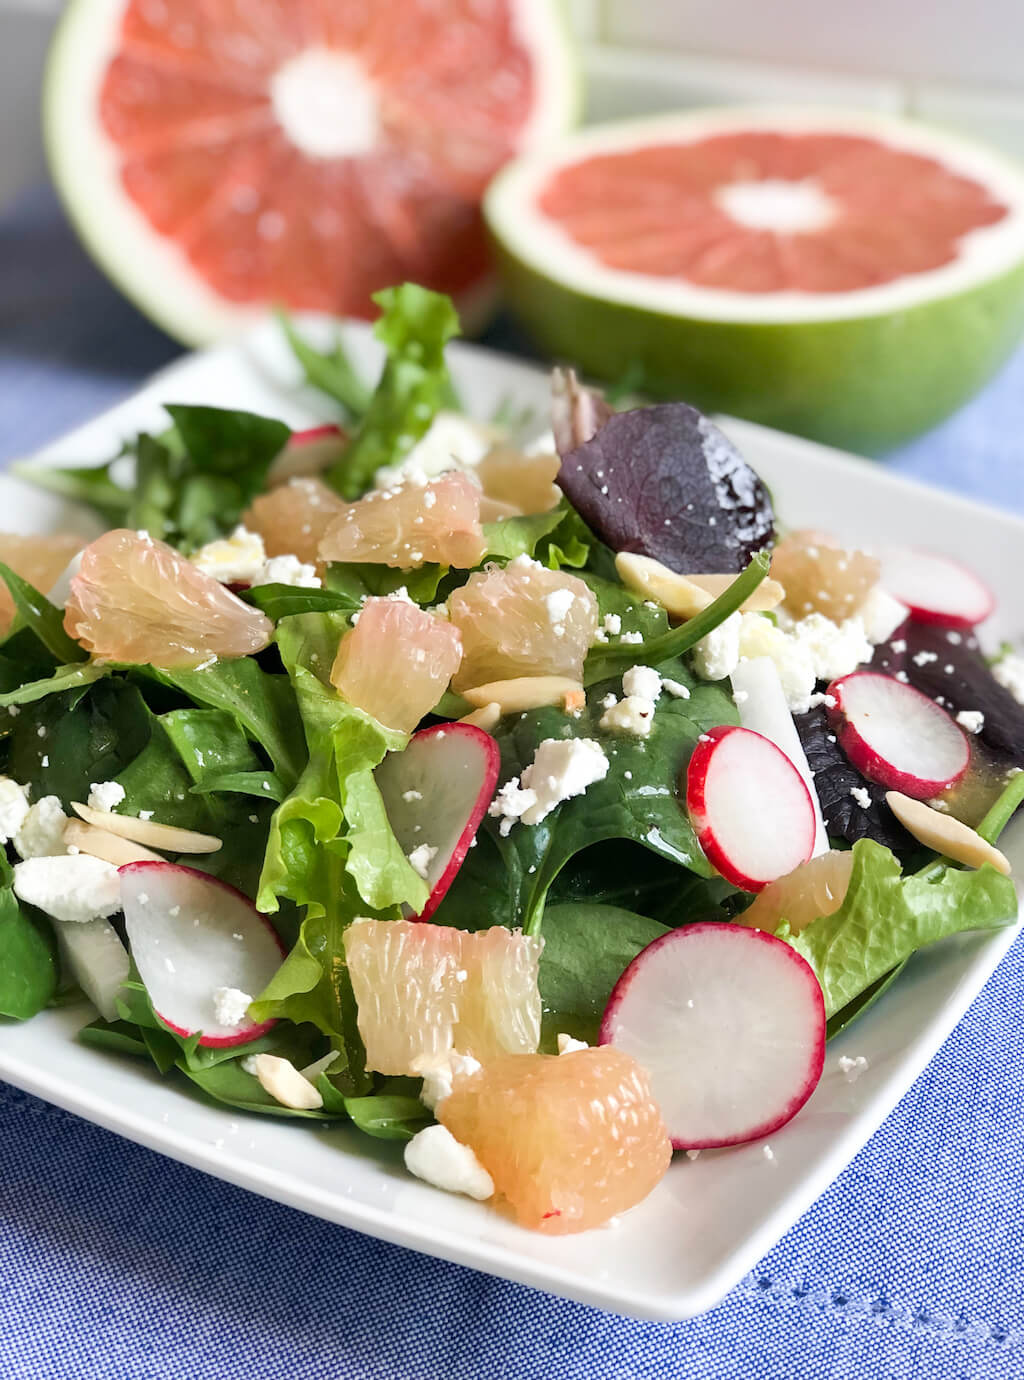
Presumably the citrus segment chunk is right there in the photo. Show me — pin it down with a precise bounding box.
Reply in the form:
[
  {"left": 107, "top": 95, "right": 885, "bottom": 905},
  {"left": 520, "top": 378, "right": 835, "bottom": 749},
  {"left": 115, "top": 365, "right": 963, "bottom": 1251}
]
[
  {"left": 319, "top": 471, "right": 486, "bottom": 569},
  {"left": 0, "top": 532, "right": 84, "bottom": 635},
  {"left": 330, "top": 596, "right": 461, "bottom": 733},
  {"left": 476, "top": 445, "right": 561, "bottom": 516},
  {"left": 439, "top": 1048, "right": 671, "bottom": 1233},
  {"left": 771, "top": 530, "right": 880, "bottom": 622},
  {"left": 63, "top": 529, "right": 273, "bottom": 668},
  {"left": 343, "top": 919, "right": 542, "bottom": 1075},
  {"left": 449, "top": 559, "right": 598, "bottom": 691},
  {"left": 738, "top": 849, "right": 855, "bottom": 936},
  {"left": 243, "top": 477, "right": 347, "bottom": 566}
]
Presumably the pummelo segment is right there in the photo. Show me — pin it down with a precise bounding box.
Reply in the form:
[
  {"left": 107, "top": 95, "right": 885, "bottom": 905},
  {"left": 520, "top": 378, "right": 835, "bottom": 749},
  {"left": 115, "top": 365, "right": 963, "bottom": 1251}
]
[
  {"left": 486, "top": 108, "right": 1024, "bottom": 453},
  {"left": 44, "top": 0, "right": 577, "bottom": 344}
]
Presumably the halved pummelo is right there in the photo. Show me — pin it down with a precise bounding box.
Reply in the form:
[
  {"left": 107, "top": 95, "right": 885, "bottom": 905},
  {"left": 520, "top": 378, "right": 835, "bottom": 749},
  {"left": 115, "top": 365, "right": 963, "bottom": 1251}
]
[
  {"left": 44, "top": 0, "right": 577, "bottom": 345},
  {"left": 486, "top": 108, "right": 1024, "bottom": 453}
]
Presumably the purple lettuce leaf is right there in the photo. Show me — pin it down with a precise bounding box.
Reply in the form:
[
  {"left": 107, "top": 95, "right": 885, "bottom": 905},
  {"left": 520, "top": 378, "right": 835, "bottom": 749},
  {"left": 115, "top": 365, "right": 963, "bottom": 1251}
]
[{"left": 555, "top": 402, "right": 774, "bottom": 573}]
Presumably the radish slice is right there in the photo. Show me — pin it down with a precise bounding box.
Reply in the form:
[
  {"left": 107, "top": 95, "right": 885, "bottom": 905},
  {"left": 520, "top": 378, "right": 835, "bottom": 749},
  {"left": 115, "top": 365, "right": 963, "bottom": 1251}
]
[
  {"left": 375, "top": 723, "right": 500, "bottom": 922},
  {"left": 879, "top": 547, "right": 994, "bottom": 628},
  {"left": 730, "top": 657, "right": 828, "bottom": 857},
  {"left": 119, "top": 862, "right": 285, "bottom": 1047},
  {"left": 600, "top": 922, "right": 826, "bottom": 1149},
  {"left": 685, "top": 725, "right": 816, "bottom": 891},
  {"left": 268, "top": 424, "right": 347, "bottom": 484},
  {"left": 54, "top": 917, "right": 130, "bottom": 1023},
  {"left": 828, "top": 671, "right": 970, "bottom": 798}
]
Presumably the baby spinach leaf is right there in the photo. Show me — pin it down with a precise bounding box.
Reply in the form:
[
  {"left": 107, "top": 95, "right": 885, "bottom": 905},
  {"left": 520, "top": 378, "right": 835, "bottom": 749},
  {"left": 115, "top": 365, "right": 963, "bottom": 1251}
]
[
  {"left": 0, "top": 661, "right": 107, "bottom": 709},
  {"left": 325, "top": 284, "right": 460, "bottom": 498},
  {"left": 278, "top": 310, "right": 372, "bottom": 420},
  {"left": 190, "top": 770, "right": 286, "bottom": 803},
  {"left": 0, "top": 853, "right": 57, "bottom": 1020},
  {"left": 160, "top": 708, "right": 261, "bottom": 793},
  {"left": 538, "top": 902, "right": 669, "bottom": 1047},
  {"left": 341, "top": 1094, "right": 432, "bottom": 1141},
  {"left": 480, "top": 506, "right": 576, "bottom": 562},
  {"left": 242, "top": 584, "right": 358, "bottom": 623},
  {"left": 0, "top": 563, "right": 86, "bottom": 664},
  {"left": 0, "top": 627, "right": 61, "bottom": 700},
  {"left": 77, "top": 1017, "right": 149, "bottom": 1058},
  {"left": 325, "top": 561, "right": 446, "bottom": 607},
  {"left": 787, "top": 838, "right": 1018, "bottom": 1018}
]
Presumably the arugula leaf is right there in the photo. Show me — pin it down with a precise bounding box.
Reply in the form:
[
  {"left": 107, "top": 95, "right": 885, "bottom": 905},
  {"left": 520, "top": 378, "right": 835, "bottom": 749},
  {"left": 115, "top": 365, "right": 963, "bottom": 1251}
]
[
  {"left": 485, "top": 669, "right": 731, "bottom": 932},
  {"left": 325, "top": 561, "right": 446, "bottom": 607},
  {"left": 324, "top": 284, "right": 460, "bottom": 498},
  {"left": 0, "top": 563, "right": 86, "bottom": 664},
  {"left": 278, "top": 310, "right": 372, "bottom": 420},
  {"left": 787, "top": 839, "right": 1018, "bottom": 1018},
  {"left": 9, "top": 458, "right": 133, "bottom": 526},
  {"left": 0, "top": 853, "right": 57, "bottom": 1020},
  {"left": 242, "top": 584, "right": 358, "bottom": 623},
  {"left": 538, "top": 903, "right": 669, "bottom": 1047},
  {"left": 0, "top": 661, "right": 107, "bottom": 709}
]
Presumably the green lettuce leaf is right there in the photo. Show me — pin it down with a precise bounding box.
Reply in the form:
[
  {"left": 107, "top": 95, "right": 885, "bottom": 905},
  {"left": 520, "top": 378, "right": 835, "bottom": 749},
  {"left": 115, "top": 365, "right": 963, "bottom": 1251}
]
[
  {"left": 787, "top": 838, "right": 1018, "bottom": 1018},
  {"left": 324, "top": 284, "right": 460, "bottom": 498},
  {"left": 0, "top": 563, "right": 86, "bottom": 665},
  {"left": 0, "top": 661, "right": 107, "bottom": 709},
  {"left": 0, "top": 853, "right": 57, "bottom": 1020},
  {"left": 278, "top": 310, "right": 372, "bottom": 420}
]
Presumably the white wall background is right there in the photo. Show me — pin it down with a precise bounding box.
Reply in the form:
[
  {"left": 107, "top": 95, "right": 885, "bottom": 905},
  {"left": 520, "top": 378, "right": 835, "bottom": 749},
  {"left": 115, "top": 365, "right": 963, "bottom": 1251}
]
[{"left": 2, "top": 0, "right": 1023, "bottom": 210}]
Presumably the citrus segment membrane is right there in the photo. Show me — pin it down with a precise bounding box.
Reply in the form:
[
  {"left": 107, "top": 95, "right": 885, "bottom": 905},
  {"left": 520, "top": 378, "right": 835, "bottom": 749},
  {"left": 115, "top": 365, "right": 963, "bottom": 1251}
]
[
  {"left": 0, "top": 533, "right": 84, "bottom": 635},
  {"left": 319, "top": 470, "right": 487, "bottom": 569},
  {"left": 243, "top": 477, "right": 347, "bottom": 566},
  {"left": 439, "top": 1048, "right": 671, "bottom": 1233},
  {"left": 63, "top": 528, "right": 273, "bottom": 668},
  {"left": 739, "top": 850, "right": 855, "bottom": 936}
]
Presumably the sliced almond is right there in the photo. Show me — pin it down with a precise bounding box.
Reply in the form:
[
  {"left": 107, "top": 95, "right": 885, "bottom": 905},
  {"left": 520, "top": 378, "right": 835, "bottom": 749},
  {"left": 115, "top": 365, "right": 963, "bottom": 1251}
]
[
  {"left": 71, "top": 801, "right": 222, "bottom": 854},
  {"left": 458, "top": 702, "right": 502, "bottom": 732},
  {"left": 615, "top": 551, "right": 783, "bottom": 618},
  {"left": 885, "top": 791, "right": 1011, "bottom": 875},
  {"left": 64, "top": 819, "right": 162, "bottom": 867},
  {"left": 461, "top": 676, "right": 585, "bottom": 715},
  {"left": 246, "top": 1053, "right": 323, "bottom": 1110}
]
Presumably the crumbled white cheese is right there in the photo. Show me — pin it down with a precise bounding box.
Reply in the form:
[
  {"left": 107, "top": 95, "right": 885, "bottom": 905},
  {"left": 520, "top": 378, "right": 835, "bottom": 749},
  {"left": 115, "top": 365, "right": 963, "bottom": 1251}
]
[
  {"left": 622, "top": 664, "right": 662, "bottom": 701},
  {"left": 619, "top": 630, "right": 644, "bottom": 645},
  {"left": 993, "top": 653, "right": 1024, "bottom": 705},
  {"left": 762, "top": 1145, "right": 775, "bottom": 1162},
  {"left": 87, "top": 780, "right": 126, "bottom": 813},
  {"left": 661, "top": 678, "right": 691, "bottom": 700},
  {"left": 912, "top": 650, "right": 938, "bottom": 667},
  {"left": 212, "top": 986, "right": 253, "bottom": 1029},
  {"left": 545, "top": 587, "right": 576, "bottom": 634},
  {"left": 837, "top": 1054, "right": 870, "bottom": 1083},
  {"left": 737, "top": 614, "right": 815, "bottom": 711},
  {"left": 404, "top": 1124, "right": 494, "bottom": 1201},
  {"left": 488, "top": 738, "right": 609, "bottom": 830},
  {"left": 955, "top": 710, "right": 985, "bottom": 735},
  {"left": 557, "top": 1033, "right": 589, "bottom": 1055},
  {"left": 600, "top": 692, "right": 618, "bottom": 710},
  {"left": 12, "top": 854, "right": 120, "bottom": 923},
  {"left": 373, "top": 411, "right": 494, "bottom": 489},
  {"left": 806, "top": 691, "right": 837, "bottom": 710},
  {"left": 252, "top": 554, "right": 321, "bottom": 589},
  {"left": 407, "top": 843, "right": 438, "bottom": 879},
  {"left": 602, "top": 613, "right": 622, "bottom": 636},
  {"left": 14, "top": 796, "right": 69, "bottom": 859},
  {"left": 792, "top": 612, "right": 873, "bottom": 684},
  {"left": 858, "top": 586, "right": 909, "bottom": 644},
  {"left": 191, "top": 526, "right": 267, "bottom": 584},
  {"left": 0, "top": 777, "right": 30, "bottom": 843},
  {"left": 402, "top": 789, "right": 423, "bottom": 803},
  {"left": 599, "top": 695, "right": 656, "bottom": 738},
  {"left": 692, "top": 611, "right": 743, "bottom": 682},
  {"left": 685, "top": 1149, "right": 701, "bottom": 1161},
  {"left": 413, "top": 1051, "right": 482, "bottom": 1110},
  {"left": 735, "top": 610, "right": 872, "bottom": 712},
  {"left": 850, "top": 786, "right": 872, "bottom": 810}
]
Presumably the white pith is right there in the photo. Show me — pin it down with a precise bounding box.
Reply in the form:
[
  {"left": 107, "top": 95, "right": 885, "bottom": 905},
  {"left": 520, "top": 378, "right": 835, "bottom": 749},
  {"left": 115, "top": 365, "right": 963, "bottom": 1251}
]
[
  {"left": 44, "top": 0, "right": 577, "bottom": 346},
  {"left": 270, "top": 49, "right": 379, "bottom": 160},
  {"left": 486, "top": 107, "right": 1024, "bottom": 324},
  {"left": 716, "top": 178, "right": 837, "bottom": 235}
]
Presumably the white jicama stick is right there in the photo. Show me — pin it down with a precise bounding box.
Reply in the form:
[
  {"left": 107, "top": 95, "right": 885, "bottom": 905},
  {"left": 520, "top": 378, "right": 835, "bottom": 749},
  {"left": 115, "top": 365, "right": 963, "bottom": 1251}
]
[
  {"left": 54, "top": 917, "right": 130, "bottom": 1023},
  {"left": 730, "top": 657, "right": 828, "bottom": 857}
]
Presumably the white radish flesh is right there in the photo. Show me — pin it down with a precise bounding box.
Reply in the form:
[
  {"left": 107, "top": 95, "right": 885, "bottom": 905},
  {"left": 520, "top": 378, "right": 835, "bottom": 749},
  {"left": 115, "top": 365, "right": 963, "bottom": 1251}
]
[
  {"left": 54, "top": 917, "right": 130, "bottom": 1023},
  {"left": 878, "top": 547, "right": 994, "bottom": 628},
  {"left": 120, "top": 862, "right": 284, "bottom": 1047},
  {"left": 600, "top": 922, "right": 826, "bottom": 1149},
  {"left": 375, "top": 723, "right": 500, "bottom": 921},
  {"left": 685, "top": 725, "right": 816, "bottom": 891},
  {"left": 72, "top": 801, "right": 221, "bottom": 854},
  {"left": 827, "top": 672, "right": 970, "bottom": 798},
  {"left": 730, "top": 656, "right": 828, "bottom": 857}
]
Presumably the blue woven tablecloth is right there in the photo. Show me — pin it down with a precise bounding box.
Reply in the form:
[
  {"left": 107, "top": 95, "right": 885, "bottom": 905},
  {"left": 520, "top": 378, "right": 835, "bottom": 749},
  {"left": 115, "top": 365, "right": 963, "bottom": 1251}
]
[{"left": 3, "top": 184, "right": 1024, "bottom": 1380}]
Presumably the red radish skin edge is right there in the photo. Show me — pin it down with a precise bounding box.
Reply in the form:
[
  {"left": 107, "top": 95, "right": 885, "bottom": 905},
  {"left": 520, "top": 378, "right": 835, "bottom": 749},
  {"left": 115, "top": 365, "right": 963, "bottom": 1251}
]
[
  {"left": 599, "top": 922, "right": 826, "bottom": 1150},
  {"left": 686, "top": 725, "right": 816, "bottom": 892},
  {"left": 407, "top": 723, "right": 501, "bottom": 923},
  {"left": 881, "top": 548, "right": 994, "bottom": 629},
  {"left": 118, "top": 860, "right": 285, "bottom": 1049},
  {"left": 827, "top": 671, "right": 970, "bottom": 798}
]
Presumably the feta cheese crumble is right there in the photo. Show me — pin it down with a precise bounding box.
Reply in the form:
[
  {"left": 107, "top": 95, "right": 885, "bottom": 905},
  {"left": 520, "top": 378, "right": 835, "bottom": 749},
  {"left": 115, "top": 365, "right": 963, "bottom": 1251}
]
[
  {"left": 955, "top": 710, "right": 985, "bottom": 735},
  {"left": 599, "top": 695, "right": 656, "bottom": 738},
  {"left": 602, "top": 613, "right": 622, "bottom": 637},
  {"left": 373, "top": 411, "right": 494, "bottom": 489},
  {"left": 14, "top": 795, "right": 70, "bottom": 860},
  {"left": 621, "top": 665, "right": 662, "bottom": 701},
  {"left": 557, "top": 1033, "right": 590, "bottom": 1055},
  {"left": 413, "top": 1051, "right": 482, "bottom": 1110},
  {"left": 252, "top": 554, "right": 321, "bottom": 589},
  {"left": 404, "top": 1124, "right": 494, "bottom": 1201},
  {"left": 545, "top": 587, "right": 576, "bottom": 635},
  {"left": 838, "top": 1054, "right": 870, "bottom": 1083},
  {"left": 191, "top": 526, "right": 267, "bottom": 585},
  {"left": 12, "top": 854, "right": 121, "bottom": 924},
  {"left": 488, "top": 738, "right": 609, "bottom": 830},
  {"left": 993, "top": 653, "right": 1024, "bottom": 705},
  {"left": 0, "top": 777, "right": 30, "bottom": 843},
  {"left": 407, "top": 843, "right": 438, "bottom": 879},
  {"left": 849, "top": 786, "right": 872, "bottom": 810},
  {"left": 212, "top": 986, "right": 253, "bottom": 1029},
  {"left": 692, "top": 611, "right": 742, "bottom": 682},
  {"left": 88, "top": 780, "right": 126, "bottom": 813},
  {"left": 661, "top": 678, "right": 691, "bottom": 700}
]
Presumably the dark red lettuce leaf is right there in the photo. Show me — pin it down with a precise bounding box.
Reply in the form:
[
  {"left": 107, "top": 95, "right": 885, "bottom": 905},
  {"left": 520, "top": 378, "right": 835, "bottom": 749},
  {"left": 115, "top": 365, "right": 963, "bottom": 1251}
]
[
  {"left": 793, "top": 705, "right": 917, "bottom": 860},
  {"left": 555, "top": 402, "right": 774, "bottom": 573}
]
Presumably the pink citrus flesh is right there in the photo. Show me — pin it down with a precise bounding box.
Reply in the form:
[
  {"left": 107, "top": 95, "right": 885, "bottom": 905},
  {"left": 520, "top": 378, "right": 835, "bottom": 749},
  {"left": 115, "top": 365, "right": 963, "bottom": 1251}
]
[
  {"left": 0, "top": 531, "right": 84, "bottom": 635},
  {"left": 243, "top": 476, "right": 347, "bottom": 565},
  {"left": 738, "top": 850, "right": 855, "bottom": 936},
  {"left": 319, "top": 470, "right": 487, "bottom": 569},
  {"left": 771, "top": 529, "right": 880, "bottom": 622}
]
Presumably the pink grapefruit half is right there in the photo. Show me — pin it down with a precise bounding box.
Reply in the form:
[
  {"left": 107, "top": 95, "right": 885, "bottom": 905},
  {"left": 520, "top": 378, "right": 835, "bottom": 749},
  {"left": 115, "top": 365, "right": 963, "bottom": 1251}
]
[
  {"left": 486, "top": 108, "right": 1024, "bottom": 453},
  {"left": 44, "top": 0, "right": 576, "bottom": 344}
]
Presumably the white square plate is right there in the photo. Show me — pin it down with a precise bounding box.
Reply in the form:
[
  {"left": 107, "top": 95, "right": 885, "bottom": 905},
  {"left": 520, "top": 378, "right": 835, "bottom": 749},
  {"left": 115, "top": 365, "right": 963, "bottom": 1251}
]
[{"left": 1, "top": 319, "right": 1020, "bottom": 1320}]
